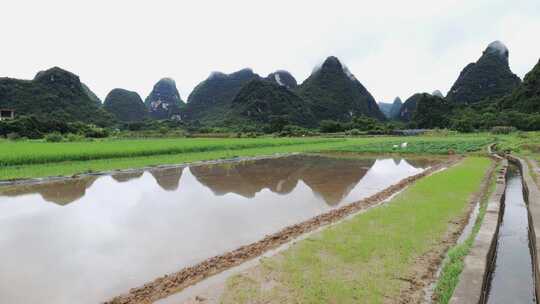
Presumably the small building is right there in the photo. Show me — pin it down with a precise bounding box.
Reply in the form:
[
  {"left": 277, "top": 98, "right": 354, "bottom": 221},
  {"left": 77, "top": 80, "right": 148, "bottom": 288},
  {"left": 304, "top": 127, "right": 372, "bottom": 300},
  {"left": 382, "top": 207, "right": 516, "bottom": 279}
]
[{"left": 0, "top": 109, "right": 15, "bottom": 121}]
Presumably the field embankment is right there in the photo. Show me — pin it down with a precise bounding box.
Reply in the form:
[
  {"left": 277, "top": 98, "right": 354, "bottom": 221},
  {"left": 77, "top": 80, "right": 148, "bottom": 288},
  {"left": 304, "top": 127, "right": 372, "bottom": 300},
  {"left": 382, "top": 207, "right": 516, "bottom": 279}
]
[
  {"left": 0, "top": 136, "right": 492, "bottom": 180},
  {"left": 215, "top": 157, "right": 491, "bottom": 304}
]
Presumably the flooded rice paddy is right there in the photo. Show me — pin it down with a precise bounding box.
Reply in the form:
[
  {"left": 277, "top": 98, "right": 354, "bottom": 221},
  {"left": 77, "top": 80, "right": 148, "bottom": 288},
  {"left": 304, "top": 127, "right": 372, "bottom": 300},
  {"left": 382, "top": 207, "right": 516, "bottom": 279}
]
[
  {"left": 0, "top": 154, "right": 437, "bottom": 303},
  {"left": 485, "top": 164, "right": 537, "bottom": 304}
]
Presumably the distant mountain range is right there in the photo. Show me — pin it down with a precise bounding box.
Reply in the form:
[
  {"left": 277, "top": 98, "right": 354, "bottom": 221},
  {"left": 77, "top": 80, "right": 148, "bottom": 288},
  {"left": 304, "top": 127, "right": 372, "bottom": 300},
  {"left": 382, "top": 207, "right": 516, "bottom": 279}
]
[
  {"left": 0, "top": 67, "right": 113, "bottom": 126},
  {"left": 265, "top": 70, "right": 298, "bottom": 89},
  {"left": 446, "top": 41, "right": 521, "bottom": 103},
  {"left": 379, "top": 97, "right": 402, "bottom": 119},
  {"left": 297, "top": 56, "right": 385, "bottom": 122},
  {"left": 1, "top": 41, "right": 540, "bottom": 131},
  {"left": 182, "top": 68, "right": 259, "bottom": 123},
  {"left": 228, "top": 79, "right": 317, "bottom": 127},
  {"left": 144, "top": 78, "right": 184, "bottom": 120},
  {"left": 104, "top": 88, "right": 147, "bottom": 122},
  {"left": 398, "top": 93, "right": 430, "bottom": 122},
  {"left": 395, "top": 41, "right": 533, "bottom": 125},
  {"left": 500, "top": 58, "right": 540, "bottom": 113}
]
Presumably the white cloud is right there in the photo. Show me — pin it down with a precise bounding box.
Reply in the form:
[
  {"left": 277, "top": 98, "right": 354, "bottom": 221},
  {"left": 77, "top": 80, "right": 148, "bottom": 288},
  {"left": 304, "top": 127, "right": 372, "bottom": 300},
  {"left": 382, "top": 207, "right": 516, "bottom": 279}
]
[{"left": 1, "top": 0, "right": 539, "bottom": 102}]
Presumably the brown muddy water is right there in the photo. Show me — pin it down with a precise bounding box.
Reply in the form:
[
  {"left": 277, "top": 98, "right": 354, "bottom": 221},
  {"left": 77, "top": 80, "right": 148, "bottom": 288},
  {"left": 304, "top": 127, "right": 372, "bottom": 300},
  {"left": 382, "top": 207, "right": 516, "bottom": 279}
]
[
  {"left": 485, "top": 164, "right": 537, "bottom": 304},
  {"left": 0, "top": 154, "right": 437, "bottom": 304}
]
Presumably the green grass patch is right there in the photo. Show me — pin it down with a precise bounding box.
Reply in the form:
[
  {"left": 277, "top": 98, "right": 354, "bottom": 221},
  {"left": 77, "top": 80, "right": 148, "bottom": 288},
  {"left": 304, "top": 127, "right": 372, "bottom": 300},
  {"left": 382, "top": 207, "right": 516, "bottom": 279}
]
[
  {"left": 0, "top": 138, "right": 342, "bottom": 166},
  {"left": 0, "top": 141, "right": 346, "bottom": 180},
  {"left": 331, "top": 137, "right": 492, "bottom": 154},
  {"left": 0, "top": 135, "right": 494, "bottom": 180},
  {"left": 493, "top": 132, "right": 540, "bottom": 160},
  {"left": 221, "top": 157, "right": 492, "bottom": 304}
]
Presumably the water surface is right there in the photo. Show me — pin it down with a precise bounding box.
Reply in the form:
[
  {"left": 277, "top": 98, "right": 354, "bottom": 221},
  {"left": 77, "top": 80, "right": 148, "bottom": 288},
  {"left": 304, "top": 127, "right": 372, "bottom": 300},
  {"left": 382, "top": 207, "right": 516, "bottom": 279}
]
[
  {"left": 486, "top": 164, "right": 536, "bottom": 304},
  {"left": 0, "top": 154, "right": 436, "bottom": 304}
]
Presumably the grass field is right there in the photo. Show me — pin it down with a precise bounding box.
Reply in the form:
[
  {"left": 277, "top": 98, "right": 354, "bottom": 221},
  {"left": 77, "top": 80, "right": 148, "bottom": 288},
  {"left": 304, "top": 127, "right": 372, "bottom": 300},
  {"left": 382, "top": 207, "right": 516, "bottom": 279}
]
[
  {"left": 494, "top": 131, "right": 540, "bottom": 160},
  {"left": 433, "top": 162, "right": 498, "bottom": 303},
  {"left": 220, "top": 157, "right": 492, "bottom": 304},
  {"left": 0, "top": 135, "right": 493, "bottom": 180},
  {"left": 0, "top": 138, "right": 342, "bottom": 166}
]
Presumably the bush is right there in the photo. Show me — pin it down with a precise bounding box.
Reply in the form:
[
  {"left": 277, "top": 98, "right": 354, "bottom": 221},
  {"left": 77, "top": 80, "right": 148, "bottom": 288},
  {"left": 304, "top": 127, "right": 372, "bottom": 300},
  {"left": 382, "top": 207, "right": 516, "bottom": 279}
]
[
  {"left": 45, "top": 132, "right": 64, "bottom": 142},
  {"left": 159, "top": 127, "right": 169, "bottom": 136},
  {"left": 84, "top": 127, "right": 109, "bottom": 138},
  {"left": 168, "top": 129, "right": 187, "bottom": 138},
  {"left": 517, "top": 131, "right": 529, "bottom": 139},
  {"left": 345, "top": 129, "right": 362, "bottom": 136},
  {"left": 424, "top": 129, "right": 458, "bottom": 137},
  {"left": 320, "top": 120, "right": 345, "bottom": 133},
  {"left": 6, "top": 132, "right": 21, "bottom": 141},
  {"left": 490, "top": 126, "right": 516, "bottom": 135},
  {"left": 65, "top": 133, "right": 85, "bottom": 142},
  {"left": 350, "top": 116, "right": 382, "bottom": 131},
  {"left": 0, "top": 116, "right": 43, "bottom": 139},
  {"left": 198, "top": 127, "right": 213, "bottom": 134},
  {"left": 278, "top": 125, "right": 312, "bottom": 137},
  {"left": 268, "top": 116, "right": 290, "bottom": 133},
  {"left": 451, "top": 119, "right": 474, "bottom": 133},
  {"left": 125, "top": 122, "right": 145, "bottom": 131}
]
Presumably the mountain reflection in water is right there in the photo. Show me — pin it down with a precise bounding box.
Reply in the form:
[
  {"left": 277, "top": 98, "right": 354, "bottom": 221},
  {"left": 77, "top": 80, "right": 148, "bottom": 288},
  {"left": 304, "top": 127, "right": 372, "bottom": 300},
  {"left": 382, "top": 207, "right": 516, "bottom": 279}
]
[{"left": 0, "top": 155, "right": 433, "bottom": 206}]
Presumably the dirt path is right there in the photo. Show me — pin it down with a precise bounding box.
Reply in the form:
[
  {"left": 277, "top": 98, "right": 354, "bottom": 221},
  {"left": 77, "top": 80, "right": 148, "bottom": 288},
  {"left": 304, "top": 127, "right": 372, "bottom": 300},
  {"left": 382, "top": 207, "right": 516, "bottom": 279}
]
[{"left": 106, "top": 157, "right": 460, "bottom": 304}]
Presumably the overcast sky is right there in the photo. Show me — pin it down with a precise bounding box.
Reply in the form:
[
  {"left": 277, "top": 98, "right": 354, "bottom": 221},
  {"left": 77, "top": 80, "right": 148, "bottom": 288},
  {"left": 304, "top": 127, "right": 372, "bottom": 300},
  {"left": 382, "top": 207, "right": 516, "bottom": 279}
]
[{"left": 2, "top": 0, "right": 540, "bottom": 103}]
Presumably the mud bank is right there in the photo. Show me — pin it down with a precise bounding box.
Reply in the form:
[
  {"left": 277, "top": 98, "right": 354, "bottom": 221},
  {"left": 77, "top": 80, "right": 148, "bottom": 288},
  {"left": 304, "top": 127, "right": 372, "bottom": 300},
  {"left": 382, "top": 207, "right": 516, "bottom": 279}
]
[{"left": 106, "top": 158, "right": 460, "bottom": 304}]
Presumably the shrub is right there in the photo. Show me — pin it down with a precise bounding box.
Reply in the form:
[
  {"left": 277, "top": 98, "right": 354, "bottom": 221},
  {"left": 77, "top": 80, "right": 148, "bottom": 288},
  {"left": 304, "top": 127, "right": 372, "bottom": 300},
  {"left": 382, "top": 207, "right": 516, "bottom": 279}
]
[
  {"left": 424, "top": 129, "right": 458, "bottom": 137},
  {"left": 125, "top": 122, "right": 145, "bottom": 131},
  {"left": 198, "top": 127, "right": 213, "bottom": 134},
  {"left": 6, "top": 132, "right": 21, "bottom": 141},
  {"left": 85, "top": 127, "right": 109, "bottom": 138},
  {"left": 168, "top": 129, "right": 187, "bottom": 138},
  {"left": 346, "top": 129, "right": 362, "bottom": 136},
  {"left": 320, "top": 120, "right": 345, "bottom": 133},
  {"left": 490, "top": 126, "right": 516, "bottom": 135},
  {"left": 451, "top": 119, "right": 474, "bottom": 133},
  {"left": 65, "top": 133, "right": 85, "bottom": 142},
  {"left": 278, "top": 125, "right": 312, "bottom": 137},
  {"left": 159, "top": 127, "right": 169, "bottom": 136},
  {"left": 350, "top": 116, "right": 381, "bottom": 131},
  {"left": 268, "top": 116, "right": 290, "bottom": 133},
  {"left": 517, "top": 131, "right": 529, "bottom": 139},
  {"left": 45, "top": 132, "right": 64, "bottom": 142}
]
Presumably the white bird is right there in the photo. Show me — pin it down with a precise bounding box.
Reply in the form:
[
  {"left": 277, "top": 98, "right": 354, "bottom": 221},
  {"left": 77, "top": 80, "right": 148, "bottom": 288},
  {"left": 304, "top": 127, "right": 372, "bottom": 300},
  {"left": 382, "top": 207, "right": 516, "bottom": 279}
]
[{"left": 401, "top": 142, "right": 408, "bottom": 148}]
